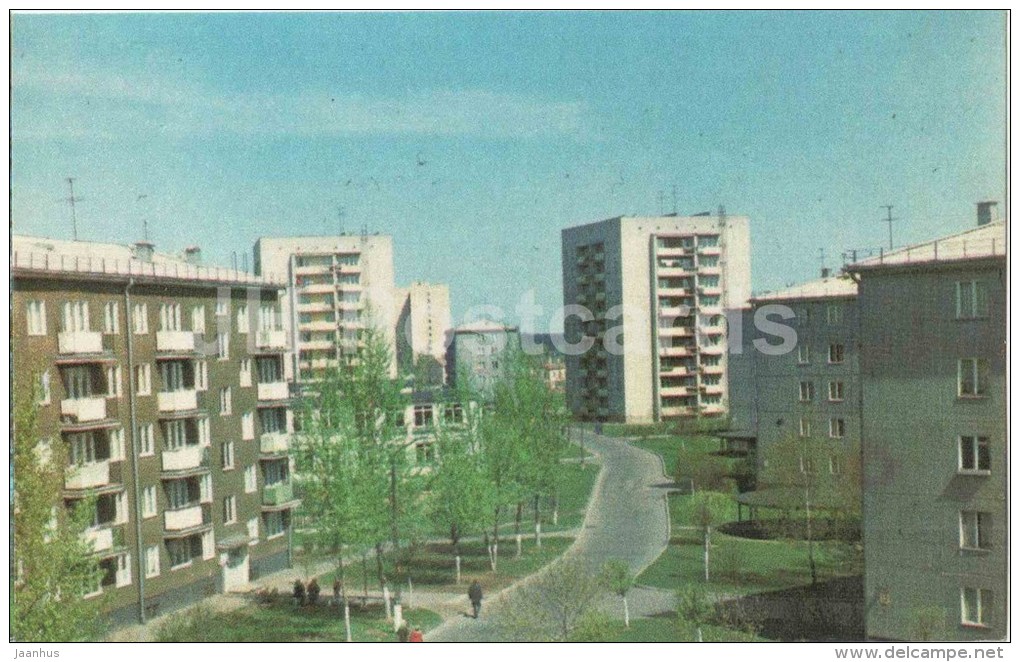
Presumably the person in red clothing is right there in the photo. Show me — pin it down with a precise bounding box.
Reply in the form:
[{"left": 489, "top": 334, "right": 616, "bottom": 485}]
[{"left": 408, "top": 628, "right": 424, "bottom": 642}]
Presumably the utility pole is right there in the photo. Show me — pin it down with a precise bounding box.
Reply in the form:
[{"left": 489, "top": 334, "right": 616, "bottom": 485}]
[
  {"left": 64, "top": 177, "right": 83, "bottom": 241},
  {"left": 880, "top": 205, "right": 896, "bottom": 250},
  {"left": 337, "top": 205, "right": 346, "bottom": 235}
]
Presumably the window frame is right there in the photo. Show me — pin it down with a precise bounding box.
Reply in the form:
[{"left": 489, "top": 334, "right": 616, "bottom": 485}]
[{"left": 958, "top": 435, "right": 991, "bottom": 474}]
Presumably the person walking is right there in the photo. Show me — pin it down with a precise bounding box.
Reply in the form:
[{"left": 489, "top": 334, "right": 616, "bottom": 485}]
[
  {"left": 409, "top": 628, "right": 424, "bottom": 642},
  {"left": 468, "top": 580, "right": 483, "bottom": 619}
]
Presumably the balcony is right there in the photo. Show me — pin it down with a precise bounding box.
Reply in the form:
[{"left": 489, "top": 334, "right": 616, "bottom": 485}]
[
  {"left": 256, "top": 329, "right": 288, "bottom": 351},
  {"left": 297, "top": 301, "right": 333, "bottom": 313},
  {"left": 658, "top": 267, "right": 693, "bottom": 278},
  {"left": 656, "top": 246, "right": 690, "bottom": 257},
  {"left": 701, "top": 384, "right": 725, "bottom": 396},
  {"left": 164, "top": 504, "right": 205, "bottom": 531},
  {"left": 657, "top": 287, "right": 690, "bottom": 297},
  {"left": 659, "top": 365, "right": 690, "bottom": 376},
  {"left": 301, "top": 339, "right": 335, "bottom": 351},
  {"left": 294, "top": 263, "right": 333, "bottom": 276},
  {"left": 658, "top": 327, "right": 693, "bottom": 338},
  {"left": 257, "top": 381, "right": 290, "bottom": 402},
  {"left": 66, "top": 461, "right": 110, "bottom": 490},
  {"left": 156, "top": 330, "right": 196, "bottom": 352},
  {"left": 162, "top": 444, "right": 208, "bottom": 473},
  {"left": 260, "top": 432, "right": 290, "bottom": 455},
  {"left": 158, "top": 389, "right": 198, "bottom": 413},
  {"left": 699, "top": 286, "right": 723, "bottom": 297},
  {"left": 58, "top": 330, "right": 103, "bottom": 355},
  {"left": 84, "top": 525, "right": 124, "bottom": 554},
  {"left": 660, "top": 386, "right": 690, "bottom": 397},
  {"left": 698, "top": 244, "right": 722, "bottom": 255},
  {"left": 700, "top": 404, "right": 726, "bottom": 415},
  {"left": 299, "top": 282, "right": 336, "bottom": 294},
  {"left": 660, "top": 405, "right": 696, "bottom": 418},
  {"left": 61, "top": 396, "right": 107, "bottom": 422},
  {"left": 701, "top": 364, "right": 724, "bottom": 375},
  {"left": 659, "top": 345, "right": 693, "bottom": 358},
  {"left": 263, "top": 481, "right": 294, "bottom": 506},
  {"left": 298, "top": 319, "right": 337, "bottom": 332},
  {"left": 700, "top": 345, "right": 726, "bottom": 356}
]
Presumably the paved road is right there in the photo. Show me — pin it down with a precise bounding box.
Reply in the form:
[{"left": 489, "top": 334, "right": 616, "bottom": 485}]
[{"left": 428, "top": 430, "right": 673, "bottom": 642}]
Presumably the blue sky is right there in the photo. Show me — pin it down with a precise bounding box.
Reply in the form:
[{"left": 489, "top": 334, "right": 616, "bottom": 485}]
[{"left": 12, "top": 11, "right": 1006, "bottom": 331}]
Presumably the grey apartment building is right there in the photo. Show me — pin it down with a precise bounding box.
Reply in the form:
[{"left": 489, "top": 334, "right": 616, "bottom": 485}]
[
  {"left": 561, "top": 212, "right": 751, "bottom": 423},
  {"left": 12, "top": 235, "right": 297, "bottom": 626},
  {"left": 446, "top": 319, "right": 522, "bottom": 398},
  {"left": 847, "top": 210, "right": 1006, "bottom": 641}
]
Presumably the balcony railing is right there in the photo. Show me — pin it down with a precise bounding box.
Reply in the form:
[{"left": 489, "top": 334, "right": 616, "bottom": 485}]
[
  {"left": 162, "top": 444, "right": 209, "bottom": 472},
  {"left": 260, "top": 432, "right": 290, "bottom": 455},
  {"left": 84, "top": 525, "right": 123, "bottom": 553},
  {"left": 156, "top": 330, "right": 196, "bottom": 352},
  {"left": 157, "top": 389, "right": 198, "bottom": 412},
  {"left": 61, "top": 396, "right": 107, "bottom": 422},
  {"left": 57, "top": 330, "right": 103, "bottom": 354},
  {"left": 164, "top": 504, "right": 205, "bottom": 531},
  {"left": 256, "top": 329, "right": 288, "bottom": 350},
  {"left": 257, "top": 381, "right": 290, "bottom": 401},
  {"left": 263, "top": 481, "right": 294, "bottom": 506},
  {"left": 66, "top": 461, "right": 110, "bottom": 490}
]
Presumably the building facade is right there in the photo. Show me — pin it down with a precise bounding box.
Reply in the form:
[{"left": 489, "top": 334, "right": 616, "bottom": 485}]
[
  {"left": 13, "top": 235, "right": 297, "bottom": 627},
  {"left": 394, "top": 281, "right": 452, "bottom": 382},
  {"left": 446, "top": 320, "right": 522, "bottom": 398},
  {"left": 848, "top": 216, "right": 1007, "bottom": 641},
  {"left": 560, "top": 212, "right": 751, "bottom": 423},
  {"left": 253, "top": 235, "right": 398, "bottom": 381}
]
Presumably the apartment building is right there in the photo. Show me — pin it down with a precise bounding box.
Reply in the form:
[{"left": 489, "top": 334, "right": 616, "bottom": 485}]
[
  {"left": 746, "top": 272, "right": 860, "bottom": 486},
  {"left": 560, "top": 211, "right": 751, "bottom": 423},
  {"left": 847, "top": 210, "right": 1006, "bottom": 641},
  {"left": 394, "top": 282, "right": 452, "bottom": 380},
  {"left": 12, "top": 235, "right": 297, "bottom": 627},
  {"left": 253, "top": 235, "right": 398, "bottom": 381},
  {"left": 446, "top": 320, "right": 522, "bottom": 398}
]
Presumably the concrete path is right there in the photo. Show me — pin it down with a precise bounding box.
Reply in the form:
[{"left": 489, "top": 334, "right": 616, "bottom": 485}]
[{"left": 427, "top": 430, "right": 673, "bottom": 642}]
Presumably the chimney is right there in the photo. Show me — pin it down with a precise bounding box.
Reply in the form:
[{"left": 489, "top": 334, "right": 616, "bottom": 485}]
[
  {"left": 133, "top": 240, "right": 155, "bottom": 262},
  {"left": 976, "top": 201, "right": 998, "bottom": 226},
  {"left": 820, "top": 267, "right": 831, "bottom": 279},
  {"left": 184, "top": 246, "right": 202, "bottom": 266}
]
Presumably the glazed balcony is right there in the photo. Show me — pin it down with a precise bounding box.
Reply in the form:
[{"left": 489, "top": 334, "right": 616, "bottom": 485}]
[
  {"left": 61, "top": 396, "right": 107, "bottom": 423},
  {"left": 58, "top": 330, "right": 103, "bottom": 355},
  {"left": 157, "top": 389, "right": 198, "bottom": 413}
]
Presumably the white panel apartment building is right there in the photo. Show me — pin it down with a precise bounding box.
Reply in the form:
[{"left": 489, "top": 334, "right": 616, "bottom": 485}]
[
  {"left": 254, "top": 235, "right": 398, "bottom": 380},
  {"left": 561, "top": 212, "right": 751, "bottom": 423},
  {"left": 394, "top": 282, "right": 452, "bottom": 378}
]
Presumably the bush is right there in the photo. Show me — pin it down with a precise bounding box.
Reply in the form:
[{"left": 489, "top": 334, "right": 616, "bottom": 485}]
[
  {"left": 712, "top": 542, "right": 746, "bottom": 581},
  {"left": 567, "top": 610, "right": 614, "bottom": 642}
]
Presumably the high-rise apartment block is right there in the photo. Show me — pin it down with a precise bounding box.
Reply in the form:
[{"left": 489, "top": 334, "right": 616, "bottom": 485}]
[
  {"left": 446, "top": 320, "right": 522, "bottom": 398},
  {"left": 561, "top": 212, "right": 751, "bottom": 423},
  {"left": 254, "top": 235, "right": 397, "bottom": 380},
  {"left": 848, "top": 213, "right": 1006, "bottom": 641},
  {"left": 12, "top": 235, "right": 297, "bottom": 626},
  {"left": 395, "top": 282, "right": 452, "bottom": 379}
]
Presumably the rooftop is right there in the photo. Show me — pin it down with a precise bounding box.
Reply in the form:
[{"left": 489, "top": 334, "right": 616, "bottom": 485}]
[
  {"left": 12, "top": 234, "right": 286, "bottom": 288},
  {"left": 452, "top": 318, "right": 519, "bottom": 334},
  {"left": 847, "top": 219, "right": 1006, "bottom": 272},
  {"left": 751, "top": 274, "right": 858, "bottom": 303}
]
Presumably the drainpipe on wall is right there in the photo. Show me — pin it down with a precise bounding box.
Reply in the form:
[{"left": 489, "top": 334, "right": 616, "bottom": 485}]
[{"left": 124, "top": 278, "right": 146, "bottom": 623}]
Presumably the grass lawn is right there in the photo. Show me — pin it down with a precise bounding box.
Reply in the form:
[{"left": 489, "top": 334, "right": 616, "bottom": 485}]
[
  {"left": 602, "top": 615, "right": 772, "bottom": 642},
  {"left": 317, "top": 535, "right": 575, "bottom": 595},
  {"left": 154, "top": 601, "right": 442, "bottom": 642}
]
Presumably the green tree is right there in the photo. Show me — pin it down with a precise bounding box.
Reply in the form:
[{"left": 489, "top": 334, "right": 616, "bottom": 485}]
[
  {"left": 690, "top": 490, "right": 732, "bottom": 582},
  {"left": 601, "top": 559, "right": 635, "bottom": 628},
  {"left": 675, "top": 584, "right": 713, "bottom": 642},
  {"left": 495, "top": 557, "right": 606, "bottom": 641},
  {"left": 12, "top": 382, "right": 104, "bottom": 642}
]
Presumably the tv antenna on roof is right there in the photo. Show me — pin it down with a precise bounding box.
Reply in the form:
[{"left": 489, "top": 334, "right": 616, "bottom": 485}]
[
  {"left": 62, "top": 177, "right": 83, "bottom": 241},
  {"left": 880, "top": 205, "right": 897, "bottom": 249},
  {"left": 138, "top": 194, "right": 149, "bottom": 241},
  {"left": 336, "top": 205, "right": 346, "bottom": 235}
]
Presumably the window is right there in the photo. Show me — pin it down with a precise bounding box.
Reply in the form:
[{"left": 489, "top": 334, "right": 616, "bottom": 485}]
[
  {"left": 414, "top": 405, "right": 435, "bottom": 428},
  {"left": 62, "top": 301, "right": 90, "bottom": 332},
  {"left": 192, "top": 306, "right": 206, "bottom": 334},
  {"left": 799, "top": 381, "right": 814, "bottom": 402},
  {"left": 68, "top": 431, "right": 98, "bottom": 465},
  {"left": 223, "top": 496, "right": 237, "bottom": 524},
  {"left": 959, "top": 435, "right": 991, "bottom": 473},
  {"left": 202, "top": 531, "right": 214, "bottom": 560},
  {"left": 109, "top": 428, "right": 125, "bottom": 461},
  {"left": 247, "top": 518, "right": 259, "bottom": 545},
  {"left": 39, "top": 371, "right": 51, "bottom": 405},
  {"left": 106, "top": 365, "right": 122, "bottom": 398},
  {"left": 132, "top": 303, "right": 149, "bottom": 334},
  {"left": 236, "top": 305, "right": 249, "bottom": 334},
  {"left": 829, "top": 418, "right": 846, "bottom": 439},
  {"left": 115, "top": 553, "right": 132, "bottom": 587},
  {"left": 220, "top": 387, "right": 232, "bottom": 416},
  {"left": 240, "top": 358, "right": 252, "bottom": 387},
  {"left": 138, "top": 423, "right": 155, "bottom": 456},
  {"left": 163, "top": 420, "right": 190, "bottom": 450},
  {"left": 244, "top": 465, "right": 257, "bottom": 493},
  {"left": 216, "top": 332, "right": 229, "bottom": 360},
  {"left": 142, "top": 486, "right": 158, "bottom": 518},
  {"left": 159, "top": 303, "right": 182, "bottom": 332},
  {"left": 799, "top": 457, "right": 816, "bottom": 474},
  {"left": 826, "top": 304, "right": 843, "bottom": 325},
  {"left": 135, "top": 364, "right": 151, "bottom": 396},
  {"left": 26, "top": 300, "right": 46, "bottom": 335},
  {"left": 195, "top": 361, "right": 208, "bottom": 391},
  {"left": 103, "top": 302, "right": 120, "bottom": 334},
  {"left": 159, "top": 361, "right": 187, "bottom": 392},
  {"left": 828, "top": 344, "right": 845, "bottom": 364},
  {"left": 216, "top": 298, "right": 229, "bottom": 318},
  {"left": 956, "top": 281, "right": 989, "bottom": 319},
  {"left": 64, "top": 365, "right": 93, "bottom": 399},
  {"left": 222, "top": 441, "right": 235, "bottom": 470},
  {"left": 829, "top": 456, "right": 843, "bottom": 475},
  {"left": 241, "top": 412, "right": 254, "bottom": 440},
  {"left": 799, "top": 417, "right": 811, "bottom": 438},
  {"left": 959, "top": 511, "right": 991, "bottom": 551},
  {"left": 797, "top": 344, "right": 810, "bottom": 364},
  {"left": 961, "top": 588, "right": 991, "bottom": 627},
  {"left": 958, "top": 358, "right": 989, "bottom": 397},
  {"left": 200, "top": 474, "right": 211, "bottom": 503},
  {"left": 145, "top": 546, "right": 160, "bottom": 578},
  {"left": 828, "top": 381, "right": 845, "bottom": 402},
  {"left": 198, "top": 418, "right": 211, "bottom": 447},
  {"left": 167, "top": 537, "right": 197, "bottom": 569},
  {"left": 265, "top": 511, "right": 286, "bottom": 539}
]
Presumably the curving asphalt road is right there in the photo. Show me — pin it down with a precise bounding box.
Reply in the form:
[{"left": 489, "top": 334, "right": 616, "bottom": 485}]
[{"left": 428, "top": 429, "right": 672, "bottom": 642}]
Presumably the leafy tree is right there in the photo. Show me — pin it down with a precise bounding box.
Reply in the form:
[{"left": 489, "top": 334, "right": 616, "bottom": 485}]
[
  {"left": 675, "top": 584, "right": 713, "bottom": 642},
  {"left": 601, "top": 559, "right": 635, "bottom": 628},
  {"left": 495, "top": 557, "right": 606, "bottom": 641},
  {"left": 690, "top": 490, "right": 732, "bottom": 582},
  {"left": 12, "top": 382, "right": 104, "bottom": 642}
]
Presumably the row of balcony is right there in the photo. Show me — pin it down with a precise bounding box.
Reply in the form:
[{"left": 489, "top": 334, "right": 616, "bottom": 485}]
[{"left": 55, "top": 329, "right": 289, "bottom": 357}]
